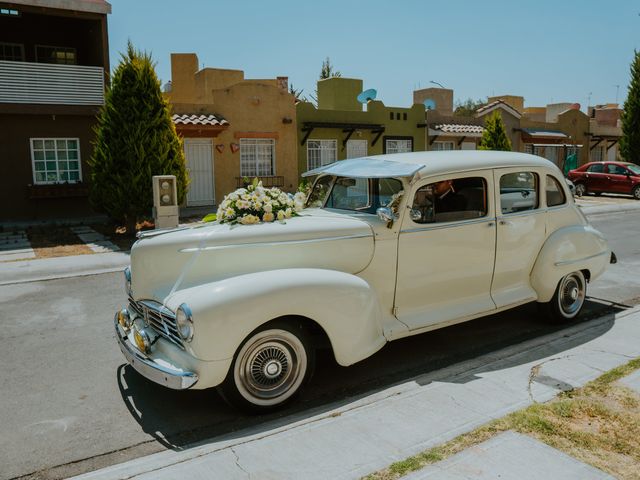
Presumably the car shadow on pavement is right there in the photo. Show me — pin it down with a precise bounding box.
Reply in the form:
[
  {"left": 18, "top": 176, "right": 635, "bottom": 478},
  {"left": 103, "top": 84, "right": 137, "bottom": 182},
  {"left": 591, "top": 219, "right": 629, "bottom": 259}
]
[{"left": 117, "top": 298, "right": 629, "bottom": 451}]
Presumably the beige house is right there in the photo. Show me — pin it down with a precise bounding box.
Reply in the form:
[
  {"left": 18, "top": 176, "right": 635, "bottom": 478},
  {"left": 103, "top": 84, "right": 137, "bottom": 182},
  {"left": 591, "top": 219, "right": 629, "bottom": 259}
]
[{"left": 166, "top": 53, "right": 298, "bottom": 207}]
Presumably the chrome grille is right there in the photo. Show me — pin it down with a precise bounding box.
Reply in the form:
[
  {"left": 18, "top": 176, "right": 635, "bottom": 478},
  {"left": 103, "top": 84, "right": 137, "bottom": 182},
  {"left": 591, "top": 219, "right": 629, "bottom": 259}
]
[{"left": 128, "top": 297, "right": 184, "bottom": 350}]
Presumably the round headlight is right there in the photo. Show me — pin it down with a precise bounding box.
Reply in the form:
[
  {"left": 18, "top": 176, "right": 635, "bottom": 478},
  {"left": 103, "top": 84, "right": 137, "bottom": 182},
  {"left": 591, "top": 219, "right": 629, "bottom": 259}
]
[
  {"left": 124, "top": 267, "right": 132, "bottom": 297},
  {"left": 176, "top": 304, "right": 194, "bottom": 342}
]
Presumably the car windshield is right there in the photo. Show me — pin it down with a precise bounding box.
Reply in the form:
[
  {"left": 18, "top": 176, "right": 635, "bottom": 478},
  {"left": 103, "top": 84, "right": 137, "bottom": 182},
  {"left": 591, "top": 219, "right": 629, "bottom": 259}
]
[
  {"left": 626, "top": 164, "right": 640, "bottom": 175},
  {"left": 307, "top": 176, "right": 403, "bottom": 213}
]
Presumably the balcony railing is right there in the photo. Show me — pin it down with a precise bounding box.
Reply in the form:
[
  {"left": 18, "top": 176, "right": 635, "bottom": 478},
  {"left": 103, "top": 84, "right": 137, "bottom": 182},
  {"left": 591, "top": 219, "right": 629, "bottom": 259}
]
[
  {"left": 0, "top": 60, "right": 104, "bottom": 106},
  {"left": 236, "top": 176, "right": 285, "bottom": 188}
]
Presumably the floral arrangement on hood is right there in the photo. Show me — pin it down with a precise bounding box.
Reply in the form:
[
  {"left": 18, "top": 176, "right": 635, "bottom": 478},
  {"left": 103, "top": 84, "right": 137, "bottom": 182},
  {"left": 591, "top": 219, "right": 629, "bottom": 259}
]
[{"left": 214, "top": 178, "right": 307, "bottom": 225}]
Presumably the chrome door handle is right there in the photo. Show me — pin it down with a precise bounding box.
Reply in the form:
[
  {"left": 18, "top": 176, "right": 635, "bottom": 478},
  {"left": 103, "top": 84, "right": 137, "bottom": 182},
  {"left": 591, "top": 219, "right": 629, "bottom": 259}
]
[
  {"left": 488, "top": 221, "right": 495, "bottom": 227},
  {"left": 499, "top": 220, "right": 513, "bottom": 226}
]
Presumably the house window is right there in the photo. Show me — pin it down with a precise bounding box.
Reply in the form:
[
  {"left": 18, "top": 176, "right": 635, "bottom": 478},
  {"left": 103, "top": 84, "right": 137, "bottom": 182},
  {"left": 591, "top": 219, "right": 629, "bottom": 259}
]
[
  {"left": 239, "top": 138, "right": 275, "bottom": 177},
  {"left": 591, "top": 146, "right": 604, "bottom": 162},
  {"left": 31, "top": 138, "right": 81, "bottom": 184},
  {"left": 385, "top": 138, "right": 412, "bottom": 154},
  {"left": 35, "top": 45, "right": 77, "bottom": 65},
  {"left": 307, "top": 139, "right": 337, "bottom": 170},
  {"left": 0, "top": 8, "right": 20, "bottom": 16},
  {"left": 432, "top": 141, "right": 454, "bottom": 151},
  {"left": 0, "top": 42, "right": 24, "bottom": 61}
]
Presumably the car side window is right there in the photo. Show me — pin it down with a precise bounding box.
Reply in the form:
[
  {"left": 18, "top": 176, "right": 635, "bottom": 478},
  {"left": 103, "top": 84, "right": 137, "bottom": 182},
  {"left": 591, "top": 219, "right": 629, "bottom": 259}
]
[
  {"left": 500, "top": 172, "right": 539, "bottom": 214},
  {"left": 546, "top": 175, "right": 566, "bottom": 207},
  {"left": 587, "top": 164, "right": 604, "bottom": 173},
  {"left": 607, "top": 164, "right": 627, "bottom": 175},
  {"left": 410, "top": 177, "right": 487, "bottom": 224}
]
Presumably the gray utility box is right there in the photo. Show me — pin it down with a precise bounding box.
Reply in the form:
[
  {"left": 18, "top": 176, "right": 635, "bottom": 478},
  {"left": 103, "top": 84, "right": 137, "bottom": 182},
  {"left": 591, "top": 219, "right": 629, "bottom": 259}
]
[{"left": 152, "top": 175, "right": 179, "bottom": 229}]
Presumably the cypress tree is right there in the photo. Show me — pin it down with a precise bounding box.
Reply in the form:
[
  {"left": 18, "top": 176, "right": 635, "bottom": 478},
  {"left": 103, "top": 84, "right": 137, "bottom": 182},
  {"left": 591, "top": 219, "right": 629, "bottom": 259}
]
[
  {"left": 478, "top": 110, "right": 512, "bottom": 151},
  {"left": 620, "top": 50, "right": 640, "bottom": 165},
  {"left": 89, "top": 41, "right": 188, "bottom": 234}
]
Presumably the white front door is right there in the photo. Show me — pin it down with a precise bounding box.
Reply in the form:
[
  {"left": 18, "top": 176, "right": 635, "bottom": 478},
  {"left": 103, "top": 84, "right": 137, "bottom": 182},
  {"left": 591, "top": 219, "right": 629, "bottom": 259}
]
[
  {"left": 346, "top": 139, "right": 367, "bottom": 159},
  {"left": 184, "top": 138, "right": 215, "bottom": 206}
]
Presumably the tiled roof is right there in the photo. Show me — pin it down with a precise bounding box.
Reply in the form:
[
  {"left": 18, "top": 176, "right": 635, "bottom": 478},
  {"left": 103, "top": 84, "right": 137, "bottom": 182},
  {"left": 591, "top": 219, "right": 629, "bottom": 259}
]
[
  {"left": 434, "top": 124, "right": 484, "bottom": 134},
  {"left": 172, "top": 113, "right": 229, "bottom": 126},
  {"left": 476, "top": 100, "right": 522, "bottom": 119}
]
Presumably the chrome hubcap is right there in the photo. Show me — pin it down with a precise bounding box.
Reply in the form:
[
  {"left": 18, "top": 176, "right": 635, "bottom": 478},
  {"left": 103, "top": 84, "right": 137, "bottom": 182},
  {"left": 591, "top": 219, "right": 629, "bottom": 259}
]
[
  {"left": 558, "top": 273, "right": 585, "bottom": 317},
  {"left": 235, "top": 330, "right": 307, "bottom": 406}
]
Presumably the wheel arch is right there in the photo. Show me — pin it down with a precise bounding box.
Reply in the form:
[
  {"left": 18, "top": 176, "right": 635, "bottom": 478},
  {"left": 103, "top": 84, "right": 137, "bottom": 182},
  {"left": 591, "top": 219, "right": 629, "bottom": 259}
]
[{"left": 531, "top": 225, "right": 609, "bottom": 302}]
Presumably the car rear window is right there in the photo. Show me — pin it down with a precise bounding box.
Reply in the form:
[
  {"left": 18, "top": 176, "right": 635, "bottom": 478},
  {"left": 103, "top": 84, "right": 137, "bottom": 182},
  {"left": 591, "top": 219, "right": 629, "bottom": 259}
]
[
  {"left": 546, "top": 175, "right": 566, "bottom": 207},
  {"left": 499, "top": 172, "right": 539, "bottom": 214}
]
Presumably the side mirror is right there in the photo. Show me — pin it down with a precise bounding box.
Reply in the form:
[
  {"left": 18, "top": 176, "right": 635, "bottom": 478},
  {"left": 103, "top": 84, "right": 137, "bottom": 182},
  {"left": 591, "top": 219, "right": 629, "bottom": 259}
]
[{"left": 376, "top": 207, "right": 397, "bottom": 227}]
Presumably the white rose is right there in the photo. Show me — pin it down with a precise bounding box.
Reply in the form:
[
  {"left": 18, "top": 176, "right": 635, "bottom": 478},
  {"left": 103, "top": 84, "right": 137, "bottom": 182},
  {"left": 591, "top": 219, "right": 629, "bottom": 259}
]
[
  {"left": 253, "top": 201, "right": 262, "bottom": 210},
  {"left": 294, "top": 191, "right": 307, "bottom": 203},
  {"left": 294, "top": 200, "right": 304, "bottom": 212},
  {"left": 285, "top": 208, "right": 292, "bottom": 218},
  {"left": 263, "top": 202, "right": 273, "bottom": 213},
  {"left": 263, "top": 212, "right": 275, "bottom": 222},
  {"left": 278, "top": 193, "right": 288, "bottom": 204},
  {"left": 277, "top": 210, "right": 286, "bottom": 221},
  {"left": 229, "top": 193, "right": 239, "bottom": 201}
]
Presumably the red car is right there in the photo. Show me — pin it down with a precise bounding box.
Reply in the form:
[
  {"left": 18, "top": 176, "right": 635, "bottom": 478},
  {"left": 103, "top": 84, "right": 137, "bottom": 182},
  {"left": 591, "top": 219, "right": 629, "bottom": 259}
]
[{"left": 568, "top": 161, "right": 640, "bottom": 200}]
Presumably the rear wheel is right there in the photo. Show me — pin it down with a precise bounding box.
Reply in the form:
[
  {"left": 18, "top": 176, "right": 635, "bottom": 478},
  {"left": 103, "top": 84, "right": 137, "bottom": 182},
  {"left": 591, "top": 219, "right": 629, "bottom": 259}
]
[
  {"left": 574, "top": 183, "right": 586, "bottom": 197},
  {"left": 219, "top": 320, "right": 315, "bottom": 413},
  {"left": 538, "top": 271, "right": 587, "bottom": 322},
  {"left": 632, "top": 185, "right": 640, "bottom": 200}
]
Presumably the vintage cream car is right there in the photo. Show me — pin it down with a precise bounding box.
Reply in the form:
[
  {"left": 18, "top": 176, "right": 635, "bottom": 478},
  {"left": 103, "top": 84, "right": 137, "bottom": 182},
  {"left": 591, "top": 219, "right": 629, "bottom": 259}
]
[{"left": 115, "top": 151, "right": 614, "bottom": 412}]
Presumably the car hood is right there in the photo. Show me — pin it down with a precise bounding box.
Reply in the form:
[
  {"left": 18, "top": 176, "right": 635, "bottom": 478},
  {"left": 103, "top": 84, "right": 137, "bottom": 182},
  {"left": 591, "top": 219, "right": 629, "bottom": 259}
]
[{"left": 130, "top": 210, "right": 375, "bottom": 302}]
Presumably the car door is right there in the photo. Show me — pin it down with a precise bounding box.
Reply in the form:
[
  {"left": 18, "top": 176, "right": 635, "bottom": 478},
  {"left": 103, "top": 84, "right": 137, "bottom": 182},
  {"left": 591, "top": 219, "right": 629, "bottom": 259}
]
[
  {"left": 606, "top": 163, "right": 633, "bottom": 193},
  {"left": 584, "top": 163, "right": 606, "bottom": 192},
  {"left": 492, "top": 168, "right": 547, "bottom": 308},
  {"left": 395, "top": 172, "right": 496, "bottom": 331}
]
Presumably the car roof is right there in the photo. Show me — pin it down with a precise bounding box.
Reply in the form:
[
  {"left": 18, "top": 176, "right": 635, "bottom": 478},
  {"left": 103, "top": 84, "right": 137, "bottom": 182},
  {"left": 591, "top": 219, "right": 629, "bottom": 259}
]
[{"left": 303, "top": 150, "right": 558, "bottom": 180}]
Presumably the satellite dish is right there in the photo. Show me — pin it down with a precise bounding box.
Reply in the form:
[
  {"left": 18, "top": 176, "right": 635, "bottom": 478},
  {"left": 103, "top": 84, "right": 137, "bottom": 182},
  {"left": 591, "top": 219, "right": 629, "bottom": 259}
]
[
  {"left": 357, "top": 88, "right": 377, "bottom": 103},
  {"left": 424, "top": 99, "right": 436, "bottom": 110}
]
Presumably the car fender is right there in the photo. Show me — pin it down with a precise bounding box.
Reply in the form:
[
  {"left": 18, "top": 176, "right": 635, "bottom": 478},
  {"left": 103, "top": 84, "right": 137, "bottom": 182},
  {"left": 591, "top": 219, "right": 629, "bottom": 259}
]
[
  {"left": 530, "top": 224, "right": 610, "bottom": 302},
  {"left": 164, "top": 268, "right": 386, "bottom": 366}
]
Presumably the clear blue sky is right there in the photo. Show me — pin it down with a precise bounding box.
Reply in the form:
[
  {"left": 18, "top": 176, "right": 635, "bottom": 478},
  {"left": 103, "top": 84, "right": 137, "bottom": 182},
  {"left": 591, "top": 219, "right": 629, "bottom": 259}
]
[{"left": 108, "top": 0, "right": 639, "bottom": 111}]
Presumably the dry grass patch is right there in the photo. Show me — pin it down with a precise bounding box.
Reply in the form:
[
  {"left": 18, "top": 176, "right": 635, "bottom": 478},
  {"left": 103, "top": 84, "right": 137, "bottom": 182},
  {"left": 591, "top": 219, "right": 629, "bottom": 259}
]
[
  {"left": 27, "top": 226, "right": 93, "bottom": 259},
  {"left": 364, "top": 358, "right": 640, "bottom": 480}
]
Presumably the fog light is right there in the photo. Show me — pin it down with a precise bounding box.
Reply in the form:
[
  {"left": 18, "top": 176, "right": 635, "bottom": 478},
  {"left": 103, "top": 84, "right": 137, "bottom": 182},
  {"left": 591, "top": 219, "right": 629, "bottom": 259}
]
[
  {"left": 117, "top": 308, "right": 132, "bottom": 330},
  {"left": 133, "top": 326, "right": 151, "bottom": 353}
]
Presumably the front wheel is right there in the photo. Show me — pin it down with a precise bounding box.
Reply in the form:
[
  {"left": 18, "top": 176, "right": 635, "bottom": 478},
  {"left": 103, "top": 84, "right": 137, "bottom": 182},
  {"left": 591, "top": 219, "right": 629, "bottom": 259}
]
[
  {"left": 538, "top": 271, "right": 587, "bottom": 322},
  {"left": 574, "top": 183, "right": 586, "bottom": 197},
  {"left": 632, "top": 185, "right": 640, "bottom": 200},
  {"left": 219, "top": 321, "right": 315, "bottom": 413}
]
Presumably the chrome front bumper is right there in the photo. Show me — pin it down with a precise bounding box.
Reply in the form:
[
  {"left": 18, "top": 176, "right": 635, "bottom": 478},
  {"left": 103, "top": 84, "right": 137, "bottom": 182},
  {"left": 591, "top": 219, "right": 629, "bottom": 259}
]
[{"left": 114, "top": 315, "right": 198, "bottom": 390}]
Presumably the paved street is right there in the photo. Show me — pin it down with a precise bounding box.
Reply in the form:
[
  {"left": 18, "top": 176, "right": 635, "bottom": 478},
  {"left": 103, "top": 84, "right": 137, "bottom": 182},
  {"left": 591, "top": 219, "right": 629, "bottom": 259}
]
[{"left": 1, "top": 210, "right": 639, "bottom": 479}]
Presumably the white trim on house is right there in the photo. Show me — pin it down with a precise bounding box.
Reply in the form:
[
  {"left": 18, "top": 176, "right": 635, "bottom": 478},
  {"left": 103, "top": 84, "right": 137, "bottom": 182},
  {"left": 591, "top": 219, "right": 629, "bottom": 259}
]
[
  {"left": 30, "top": 137, "right": 82, "bottom": 184},
  {"left": 239, "top": 138, "right": 276, "bottom": 177},
  {"left": 307, "top": 139, "right": 337, "bottom": 171}
]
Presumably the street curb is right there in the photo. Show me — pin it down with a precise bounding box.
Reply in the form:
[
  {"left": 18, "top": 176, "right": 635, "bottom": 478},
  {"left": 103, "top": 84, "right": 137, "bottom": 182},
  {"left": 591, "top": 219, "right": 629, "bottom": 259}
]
[
  {"left": 0, "top": 251, "right": 130, "bottom": 286},
  {"left": 577, "top": 201, "right": 640, "bottom": 216}
]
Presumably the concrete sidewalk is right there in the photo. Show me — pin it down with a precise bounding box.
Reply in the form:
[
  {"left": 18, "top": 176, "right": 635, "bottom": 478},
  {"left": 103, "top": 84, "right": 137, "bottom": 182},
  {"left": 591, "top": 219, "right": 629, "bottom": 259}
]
[{"left": 71, "top": 306, "right": 640, "bottom": 480}]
